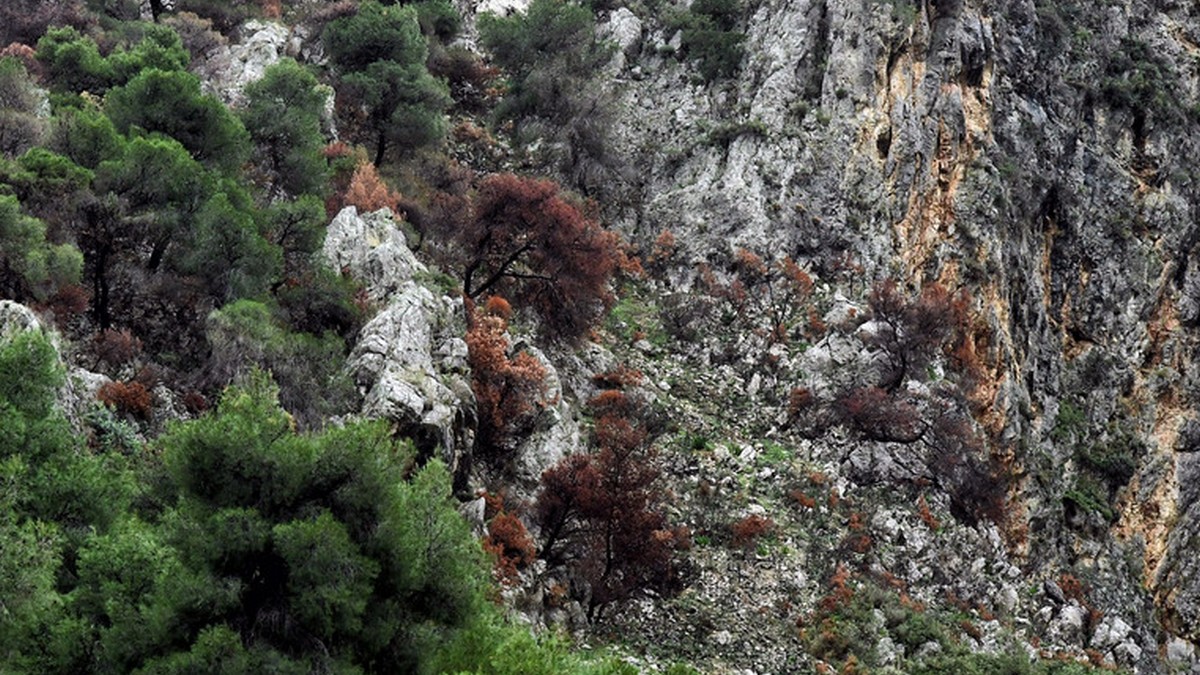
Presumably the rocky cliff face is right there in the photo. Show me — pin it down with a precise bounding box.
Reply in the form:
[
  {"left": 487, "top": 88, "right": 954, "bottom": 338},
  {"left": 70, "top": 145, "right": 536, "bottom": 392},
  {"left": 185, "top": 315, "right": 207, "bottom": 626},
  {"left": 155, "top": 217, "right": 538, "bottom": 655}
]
[{"left": 534, "top": 0, "right": 1200, "bottom": 670}]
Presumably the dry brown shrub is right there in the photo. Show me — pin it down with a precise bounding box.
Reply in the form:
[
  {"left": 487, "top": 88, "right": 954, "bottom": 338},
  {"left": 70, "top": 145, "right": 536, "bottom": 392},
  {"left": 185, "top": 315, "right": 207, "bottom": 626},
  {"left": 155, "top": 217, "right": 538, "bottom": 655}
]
[
  {"left": 93, "top": 328, "right": 142, "bottom": 370},
  {"left": 342, "top": 161, "right": 403, "bottom": 217},
  {"left": 97, "top": 380, "right": 152, "bottom": 419},
  {"left": 730, "top": 514, "right": 774, "bottom": 550}
]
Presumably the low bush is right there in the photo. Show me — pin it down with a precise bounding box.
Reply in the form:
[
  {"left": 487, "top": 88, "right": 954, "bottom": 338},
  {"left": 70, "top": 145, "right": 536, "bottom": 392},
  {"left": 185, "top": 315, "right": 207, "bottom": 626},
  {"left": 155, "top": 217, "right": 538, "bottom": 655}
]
[{"left": 97, "top": 380, "right": 152, "bottom": 419}]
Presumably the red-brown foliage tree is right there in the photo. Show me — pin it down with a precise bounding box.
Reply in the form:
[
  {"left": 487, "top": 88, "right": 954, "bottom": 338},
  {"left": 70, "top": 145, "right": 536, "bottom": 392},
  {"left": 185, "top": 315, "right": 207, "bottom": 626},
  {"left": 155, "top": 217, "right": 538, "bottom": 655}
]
[
  {"left": 92, "top": 327, "right": 142, "bottom": 371},
  {"left": 864, "top": 280, "right": 959, "bottom": 392},
  {"left": 456, "top": 173, "right": 623, "bottom": 341},
  {"left": 833, "top": 386, "right": 923, "bottom": 443},
  {"left": 701, "top": 248, "right": 816, "bottom": 344},
  {"left": 789, "top": 280, "right": 1007, "bottom": 525},
  {"left": 534, "top": 376, "right": 683, "bottom": 619},
  {"left": 465, "top": 302, "right": 548, "bottom": 458}
]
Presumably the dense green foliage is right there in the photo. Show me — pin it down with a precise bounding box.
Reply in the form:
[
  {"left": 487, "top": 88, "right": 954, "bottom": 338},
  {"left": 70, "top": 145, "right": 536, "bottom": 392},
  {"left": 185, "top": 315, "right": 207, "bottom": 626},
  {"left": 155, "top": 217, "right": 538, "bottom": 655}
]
[
  {"left": 146, "top": 374, "right": 487, "bottom": 672},
  {"left": 0, "top": 195, "right": 83, "bottom": 301},
  {"left": 4, "top": 18, "right": 358, "bottom": 418},
  {"left": 240, "top": 59, "right": 331, "bottom": 198},
  {"left": 0, "top": 354, "right": 633, "bottom": 673},
  {"left": 323, "top": 0, "right": 450, "bottom": 165},
  {"left": 478, "top": 0, "right": 617, "bottom": 191},
  {"left": 479, "top": 0, "right": 605, "bottom": 115},
  {"left": 106, "top": 68, "right": 250, "bottom": 172},
  {"left": 0, "top": 329, "right": 136, "bottom": 670},
  {"left": 37, "top": 23, "right": 191, "bottom": 95}
]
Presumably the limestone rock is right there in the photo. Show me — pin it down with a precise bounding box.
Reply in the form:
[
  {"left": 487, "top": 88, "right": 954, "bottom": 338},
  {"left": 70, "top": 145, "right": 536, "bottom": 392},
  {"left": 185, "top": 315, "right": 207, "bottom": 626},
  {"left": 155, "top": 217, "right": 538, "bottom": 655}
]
[
  {"left": 1091, "top": 616, "right": 1132, "bottom": 650},
  {"left": 327, "top": 207, "right": 476, "bottom": 488},
  {"left": 511, "top": 344, "right": 583, "bottom": 487},
  {"left": 1167, "top": 637, "right": 1196, "bottom": 664},
  {"left": 600, "top": 8, "right": 643, "bottom": 71},
  {"left": 199, "top": 20, "right": 291, "bottom": 106},
  {"left": 0, "top": 300, "right": 41, "bottom": 338},
  {"left": 323, "top": 206, "right": 422, "bottom": 301}
]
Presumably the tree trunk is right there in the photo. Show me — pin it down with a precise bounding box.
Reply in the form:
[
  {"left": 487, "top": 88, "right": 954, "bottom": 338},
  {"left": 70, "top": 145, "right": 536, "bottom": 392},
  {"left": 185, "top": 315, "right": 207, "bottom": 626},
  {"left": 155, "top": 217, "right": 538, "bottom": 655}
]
[{"left": 374, "top": 128, "right": 387, "bottom": 167}]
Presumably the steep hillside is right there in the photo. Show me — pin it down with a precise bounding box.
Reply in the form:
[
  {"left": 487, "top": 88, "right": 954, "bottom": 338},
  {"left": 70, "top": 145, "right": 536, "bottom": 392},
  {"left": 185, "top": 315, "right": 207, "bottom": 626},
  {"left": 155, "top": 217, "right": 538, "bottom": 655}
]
[
  {"left": 558, "top": 0, "right": 1200, "bottom": 670},
  {"left": 3, "top": 0, "right": 1200, "bottom": 672}
]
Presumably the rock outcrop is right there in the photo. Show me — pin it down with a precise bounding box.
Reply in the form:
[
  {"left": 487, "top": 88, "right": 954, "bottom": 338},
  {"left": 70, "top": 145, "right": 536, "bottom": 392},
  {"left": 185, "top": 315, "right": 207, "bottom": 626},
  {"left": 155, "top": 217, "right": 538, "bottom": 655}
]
[{"left": 323, "top": 207, "right": 477, "bottom": 487}]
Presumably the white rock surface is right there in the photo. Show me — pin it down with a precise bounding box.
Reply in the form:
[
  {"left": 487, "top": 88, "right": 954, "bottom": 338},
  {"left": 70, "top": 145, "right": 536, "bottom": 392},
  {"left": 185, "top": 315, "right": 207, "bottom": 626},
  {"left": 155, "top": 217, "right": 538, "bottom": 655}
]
[
  {"left": 323, "top": 207, "right": 423, "bottom": 302},
  {"left": 200, "top": 20, "right": 291, "bottom": 106},
  {"left": 325, "top": 207, "right": 475, "bottom": 484}
]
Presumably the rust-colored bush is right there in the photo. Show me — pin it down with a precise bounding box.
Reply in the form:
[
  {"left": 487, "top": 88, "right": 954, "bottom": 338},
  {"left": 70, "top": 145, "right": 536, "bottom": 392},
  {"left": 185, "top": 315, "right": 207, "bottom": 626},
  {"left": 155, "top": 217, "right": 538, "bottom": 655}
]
[
  {"left": 789, "top": 490, "right": 816, "bottom": 510},
  {"left": 182, "top": 390, "right": 208, "bottom": 415},
  {"left": 1058, "top": 574, "right": 1086, "bottom": 602},
  {"left": 730, "top": 514, "right": 774, "bottom": 550},
  {"left": 483, "top": 511, "right": 536, "bottom": 584},
  {"left": 649, "top": 229, "right": 677, "bottom": 266},
  {"left": 466, "top": 308, "right": 548, "bottom": 457},
  {"left": 482, "top": 294, "right": 512, "bottom": 320},
  {"left": 843, "top": 533, "right": 872, "bottom": 554},
  {"left": 865, "top": 280, "right": 960, "bottom": 392},
  {"left": 788, "top": 387, "right": 817, "bottom": 420},
  {"left": 98, "top": 380, "right": 152, "bottom": 419},
  {"left": 832, "top": 386, "right": 923, "bottom": 442},
  {"left": 342, "top": 161, "right": 403, "bottom": 217},
  {"left": 847, "top": 512, "right": 865, "bottom": 531},
  {"left": 322, "top": 141, "right": 353, "bottom": 160},
  {"left": 588, "top": 389, "right": 639, "bottom": 421},
  {"left": 819, "top": 563, "right": 854, "bottom": 612},
  {"left": 898, "top": 592, "right": 925, "bottom": 613},
  {"left": 917, "top": 494, "right": 941, "bottom": 530},
  {"left": 38, "top": 284, "right": 88, "bottom": 326}
]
